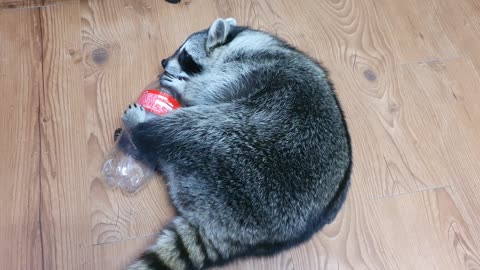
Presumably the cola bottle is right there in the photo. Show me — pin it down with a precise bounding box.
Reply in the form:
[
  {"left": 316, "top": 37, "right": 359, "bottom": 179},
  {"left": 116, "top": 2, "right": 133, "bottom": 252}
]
[{"left": 101, "top": 80, "right": 181, "bottom": 193}]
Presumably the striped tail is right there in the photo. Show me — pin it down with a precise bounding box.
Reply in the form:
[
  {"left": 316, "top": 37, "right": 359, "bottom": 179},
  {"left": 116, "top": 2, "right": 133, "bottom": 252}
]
[{"left": 128, "top": 217, "right": 221, "bottom": 270}]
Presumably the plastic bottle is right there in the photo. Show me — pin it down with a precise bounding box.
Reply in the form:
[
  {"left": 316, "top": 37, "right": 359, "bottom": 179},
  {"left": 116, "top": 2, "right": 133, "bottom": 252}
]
[{"left": 101, "top": 80, "right": 181, "bottom": 193}]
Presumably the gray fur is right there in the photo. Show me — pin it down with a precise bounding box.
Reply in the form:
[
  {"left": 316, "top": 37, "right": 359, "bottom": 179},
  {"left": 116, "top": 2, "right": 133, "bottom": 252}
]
[{"left": 125, "top": 18, "right": 352, "bottom": 270}]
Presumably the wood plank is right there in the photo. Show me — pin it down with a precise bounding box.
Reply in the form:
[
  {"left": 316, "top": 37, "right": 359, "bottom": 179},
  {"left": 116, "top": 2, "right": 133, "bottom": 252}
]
[
  {"left": 0, "top": 8, "right": 43, "bottom": 270},
  {"left": 366, "top": 188, "right": 480, "bottom": 270},
  {"left": 433, "top": 0, "right": 480, "bottom": 72},
  {"left": 374, "top": 0, "right": 461, "bottom": 63},
  {"left": 39, "top": 1, "right": 95, "bottom": 269},
  {"left": 400, "top": 58, "right": 480, "bottom": 248},
  {"left": 0, "top": 0, "right": 70, "bottom": 9},
  {"left": 93, "top": 236, "right": 156, "bottom": 270},
  {"left": 80, "top": 0, "right": 177, "bottom": 246}
]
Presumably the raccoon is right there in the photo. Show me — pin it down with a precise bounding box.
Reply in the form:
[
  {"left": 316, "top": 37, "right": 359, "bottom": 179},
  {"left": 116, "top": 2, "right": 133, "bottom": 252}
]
[{"left": 122, "top": 18, "right": 352, "bottom": 270}]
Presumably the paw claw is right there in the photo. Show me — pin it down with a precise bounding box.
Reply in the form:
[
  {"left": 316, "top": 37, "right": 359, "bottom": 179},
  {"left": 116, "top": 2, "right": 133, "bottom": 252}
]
[{"left": 122, "top": 103, "right": 147, "bottom": 127}]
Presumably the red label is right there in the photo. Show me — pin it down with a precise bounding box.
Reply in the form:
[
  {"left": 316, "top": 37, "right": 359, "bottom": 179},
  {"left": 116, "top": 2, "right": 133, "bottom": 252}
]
[{"left": 137, "top": 89, "right": 181, "bottom": 115}]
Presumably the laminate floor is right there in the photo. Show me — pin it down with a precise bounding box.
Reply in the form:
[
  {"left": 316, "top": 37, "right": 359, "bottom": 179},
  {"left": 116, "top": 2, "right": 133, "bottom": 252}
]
[{"left": 1, "top": 0, "right": 480, "bottom": 269}]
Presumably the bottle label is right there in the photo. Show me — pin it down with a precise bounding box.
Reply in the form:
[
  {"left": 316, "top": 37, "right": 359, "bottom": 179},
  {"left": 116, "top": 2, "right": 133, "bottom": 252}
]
[{"left": 137, "top": 89, "right": 181, "bottom": 115}]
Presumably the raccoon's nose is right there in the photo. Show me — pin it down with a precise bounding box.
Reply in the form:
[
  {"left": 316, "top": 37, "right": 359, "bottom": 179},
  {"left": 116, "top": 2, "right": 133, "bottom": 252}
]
[{"left": 161, "top": 59, "right": 168, "bottom": 68}]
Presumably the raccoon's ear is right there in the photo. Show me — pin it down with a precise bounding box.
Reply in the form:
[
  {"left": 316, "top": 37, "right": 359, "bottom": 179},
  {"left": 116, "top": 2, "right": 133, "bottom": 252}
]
[
  {"left": 206, "top": 18, "right": 234, "bottom": 52},
  {"left": 225, "top": 18, "right": 237, "bottom": 27}
]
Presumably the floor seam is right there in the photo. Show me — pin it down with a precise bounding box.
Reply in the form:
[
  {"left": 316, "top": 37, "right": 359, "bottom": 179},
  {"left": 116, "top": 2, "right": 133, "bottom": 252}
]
[
  {"left": 370, "top": 184, "right": 451, "bottom": 201},
  {"left": 37, "top": 6, "right": 46, "bottom": 270},
  {"left": 399, "top": 56, "right": 463, "bottom": 66}
]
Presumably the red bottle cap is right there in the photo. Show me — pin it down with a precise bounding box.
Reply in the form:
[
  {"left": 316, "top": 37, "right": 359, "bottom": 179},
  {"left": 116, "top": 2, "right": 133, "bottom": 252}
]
[{"left": 137, "top": 89, "right": 181, "bottom": 115}]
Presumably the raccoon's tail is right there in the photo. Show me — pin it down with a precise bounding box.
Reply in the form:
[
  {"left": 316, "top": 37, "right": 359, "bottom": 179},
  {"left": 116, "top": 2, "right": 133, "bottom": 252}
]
[{"left": 128, "top": 217, "right": 221, "bottom": 270}]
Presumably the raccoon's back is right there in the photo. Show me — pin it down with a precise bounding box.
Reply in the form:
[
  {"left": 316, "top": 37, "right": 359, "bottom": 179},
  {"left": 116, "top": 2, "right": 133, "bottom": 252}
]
[{"left": 195, "top": 65, "right": 352, "bottom": 236}]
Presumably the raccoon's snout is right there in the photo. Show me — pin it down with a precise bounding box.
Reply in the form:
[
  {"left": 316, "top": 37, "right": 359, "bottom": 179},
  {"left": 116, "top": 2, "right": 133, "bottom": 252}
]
[{"left": 161, "top": 59, "right": 168, "bottom": 68}]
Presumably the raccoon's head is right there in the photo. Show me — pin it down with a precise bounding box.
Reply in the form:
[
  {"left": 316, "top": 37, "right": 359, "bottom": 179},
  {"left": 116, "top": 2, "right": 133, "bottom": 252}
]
[{"left": 159, "top": 18, "right": 245, "bottom": 98}]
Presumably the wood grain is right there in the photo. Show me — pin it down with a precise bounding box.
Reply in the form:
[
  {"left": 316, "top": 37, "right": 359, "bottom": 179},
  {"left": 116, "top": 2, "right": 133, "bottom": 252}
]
[
  {"left": 39, "top": 2, "right": 95, "bottom": 269},
  {"left": 2, "top": 0, "right": 480, "bottom": 269},
  {"left": 0, "top": 8, "right": 43, "bottom": 270},
  {"left": 375, "top": 0, "right": 461, "bottom": 63}
]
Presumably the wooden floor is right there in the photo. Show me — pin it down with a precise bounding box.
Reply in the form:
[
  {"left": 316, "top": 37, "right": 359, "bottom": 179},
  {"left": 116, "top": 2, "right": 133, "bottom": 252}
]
[{"left": 1, "top": 0, "right": 480, "bottom": 269}]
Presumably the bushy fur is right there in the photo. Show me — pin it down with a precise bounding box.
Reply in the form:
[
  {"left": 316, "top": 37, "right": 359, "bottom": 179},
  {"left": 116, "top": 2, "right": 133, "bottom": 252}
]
[{"left": 122, "top": 18, "right": 352, "bottom": 270}]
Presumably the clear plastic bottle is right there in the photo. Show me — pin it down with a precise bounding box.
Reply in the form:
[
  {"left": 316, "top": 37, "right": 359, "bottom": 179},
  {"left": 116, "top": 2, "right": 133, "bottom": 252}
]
[{"left": 101, "top": 81, "right": 181, "bottom": 193}]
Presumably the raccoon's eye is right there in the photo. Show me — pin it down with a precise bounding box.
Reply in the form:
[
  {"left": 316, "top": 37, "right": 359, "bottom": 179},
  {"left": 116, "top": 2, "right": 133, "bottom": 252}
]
[{"left": 178, "top": 50, "right": 203, "bottom": 75}]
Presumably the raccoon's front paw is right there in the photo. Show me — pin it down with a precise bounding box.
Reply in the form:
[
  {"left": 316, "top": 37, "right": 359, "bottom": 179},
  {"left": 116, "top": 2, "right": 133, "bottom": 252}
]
[
  {"left": 121, "top": 103, "right": 146, "bottom": 128},
  {"left": 159, "top": 73, "right": 187, "bottom": 96}
]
